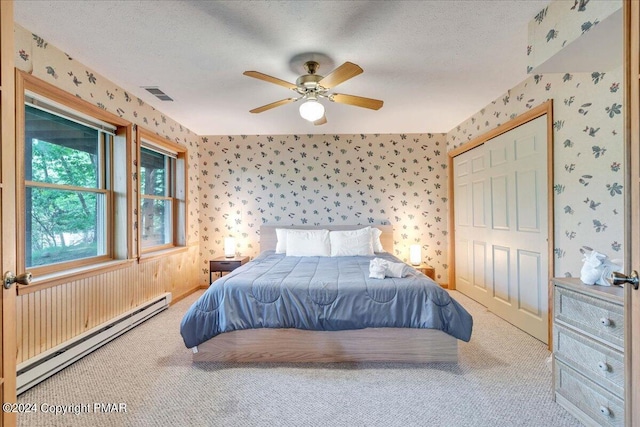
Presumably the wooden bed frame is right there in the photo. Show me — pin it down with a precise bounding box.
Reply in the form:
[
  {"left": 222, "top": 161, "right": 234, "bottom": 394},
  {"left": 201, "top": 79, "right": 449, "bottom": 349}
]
[{"left": 192, "top": 225, "right": 458, "bottom": 363}]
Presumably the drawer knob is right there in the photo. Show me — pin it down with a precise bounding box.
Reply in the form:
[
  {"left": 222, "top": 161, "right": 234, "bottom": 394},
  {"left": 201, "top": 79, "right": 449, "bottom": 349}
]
[
  {"left": 600, "top": 317, "right": 612, "bottom": 327},
  {"left": 599, "top": 406, "right": 611, "bottom": 417},
  {"left": 597, "top": 361, "right": 610, "bottom": 372}
]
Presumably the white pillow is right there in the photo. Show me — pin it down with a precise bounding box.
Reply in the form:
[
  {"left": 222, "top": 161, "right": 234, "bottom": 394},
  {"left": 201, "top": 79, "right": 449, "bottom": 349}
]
[
  {"left": 330, "top": 227, "right": 374, "bottom": 257},
  {"left": 370, "top": 227, "right": 384, "bottom": 253},
  {"left": 286, "top": 229, "right": 331, "bottom": 257},
  {"left": 275, "top": 228, "right": 288, "bottom": 254}
]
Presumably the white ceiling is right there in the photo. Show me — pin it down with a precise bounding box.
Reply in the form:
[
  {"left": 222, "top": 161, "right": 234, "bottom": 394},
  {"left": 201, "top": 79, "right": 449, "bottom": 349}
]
[{"left": 13, "top": 0, "right": 550, "bottom": 136}]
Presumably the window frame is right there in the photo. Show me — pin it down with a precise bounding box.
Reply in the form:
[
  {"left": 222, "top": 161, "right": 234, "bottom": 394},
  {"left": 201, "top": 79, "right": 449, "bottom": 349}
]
[
  {"left": 24, "top": 104, "right": 113, "bottom": 269},
  {"left": 136, "top": 127, "right": 187, "bottom": 256},
  {"left": 16, "top": 71, "right": 133, "bottom": 280}
]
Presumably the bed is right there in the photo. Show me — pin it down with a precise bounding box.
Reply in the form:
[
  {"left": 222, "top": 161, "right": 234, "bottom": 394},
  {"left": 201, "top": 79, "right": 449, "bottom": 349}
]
[{"left": 181, "top": 225, "right": 473, "bottom": 363}]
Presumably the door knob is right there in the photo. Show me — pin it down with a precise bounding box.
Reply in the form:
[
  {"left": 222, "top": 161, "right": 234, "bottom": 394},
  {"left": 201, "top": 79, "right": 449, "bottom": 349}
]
[
  {"left": 4, "top": 271, "right": 32, "bottom": 289},
  {"left": 607, "top": 270, "right": 639, "bottom": 290}
]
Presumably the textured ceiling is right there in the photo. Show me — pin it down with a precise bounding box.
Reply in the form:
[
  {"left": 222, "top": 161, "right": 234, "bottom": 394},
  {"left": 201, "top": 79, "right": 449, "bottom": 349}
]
[{"left": 13, "top": 0, "right": 549, "bottom": 136}]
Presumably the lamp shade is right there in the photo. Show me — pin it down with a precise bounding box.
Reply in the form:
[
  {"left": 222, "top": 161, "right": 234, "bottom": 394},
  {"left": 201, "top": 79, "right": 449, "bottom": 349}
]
[
  {"left": 224, "top": 237, "right": 236, "bottom": 258},
  {"left": 299, "top": 99, "right": 325, "bottom": 121},
  {"left": 409, "top": 244, "right": 422, "bottom": 266}
]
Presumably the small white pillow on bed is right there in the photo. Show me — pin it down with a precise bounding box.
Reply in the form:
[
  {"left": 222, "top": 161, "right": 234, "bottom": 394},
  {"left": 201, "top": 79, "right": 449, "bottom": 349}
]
[
  {"left": 370, "top": 227, "right": 384, "bottom": 253},
  {"left": 286, "top": 229, "right": 331, "bottom": 257},
  {"left": 330, "top": 227, "right": 374, "bottom": 257},
  {"left": 275, "top": 228, "right": 288, "bottom": 254}
]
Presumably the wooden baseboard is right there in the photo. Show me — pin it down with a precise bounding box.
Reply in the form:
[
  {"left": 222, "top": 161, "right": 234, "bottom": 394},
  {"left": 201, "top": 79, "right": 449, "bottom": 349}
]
[{"left": 170, "top": 287, "right": 202, "bottom": 305}]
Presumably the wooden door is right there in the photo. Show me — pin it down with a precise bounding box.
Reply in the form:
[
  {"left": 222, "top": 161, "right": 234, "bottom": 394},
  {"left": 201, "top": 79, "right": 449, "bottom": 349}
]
[
  {"left": 0, "top": 1, "right": 17, "bottom": 426},
  {"left": 453, "top": 113, "right": 550, "bottom": 343},
  {"left": 627, "top": 1, "right": 639, "bottom": 424}
]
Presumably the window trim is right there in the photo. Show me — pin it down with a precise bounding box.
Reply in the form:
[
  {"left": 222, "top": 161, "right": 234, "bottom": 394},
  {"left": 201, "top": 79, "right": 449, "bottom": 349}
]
[
  {"left": 136, "top": 127, "right": 188, "bottom": 257},
  {"left": 16, "top": 70, "right": 133, "bottom": 279},
  {"left": 26, "top": 92, "right": 118, "bottom": 134}
]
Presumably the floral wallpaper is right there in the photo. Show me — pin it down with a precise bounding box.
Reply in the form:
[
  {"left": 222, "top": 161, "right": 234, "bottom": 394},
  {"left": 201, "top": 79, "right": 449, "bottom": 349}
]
[
  {"left": 527, "top": 0, "right": 621, "bottom": 72},
  {"left": 448, "top": 68, "right": 624, "bottom": 277},
  {"left": 13, "top": 1, "right": 626, "bottom": 286},
  {"left": 13, "top": 24, "right": 201, "bottom": 251},
  {"left": 450, "top": 0, "right": 625, "bottom": 278},
  {"left": 198, "top": 133, "right": 449, "bottom": 285},
  {"left": 198, "top": 0, "right": 625, "bottom": 284}
]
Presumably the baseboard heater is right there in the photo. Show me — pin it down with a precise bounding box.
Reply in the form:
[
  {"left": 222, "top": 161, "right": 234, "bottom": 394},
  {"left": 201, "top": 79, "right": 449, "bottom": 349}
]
[{"left": 17, "top": 292, "right": 172, "bottom": 395}]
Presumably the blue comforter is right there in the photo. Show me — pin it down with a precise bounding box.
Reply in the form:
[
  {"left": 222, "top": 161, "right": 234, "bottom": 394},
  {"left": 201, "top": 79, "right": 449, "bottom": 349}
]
[{"left": 180, "top": 251, "right": 473, "bottom": 348}]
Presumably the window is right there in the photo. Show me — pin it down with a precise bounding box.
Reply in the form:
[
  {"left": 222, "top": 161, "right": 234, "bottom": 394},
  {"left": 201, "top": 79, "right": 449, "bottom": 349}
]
[
  {"left": 137, "top": 128, "right": 187, "bottom": 254},
  {"left": 140, "top": 147, "right": 173, "bottom": 248},
  {"left": 24, "top": 101, "right": 114, "bottom": 269},
  {"left": 17, "top": 71, "right": 132, "bottom": 277}
]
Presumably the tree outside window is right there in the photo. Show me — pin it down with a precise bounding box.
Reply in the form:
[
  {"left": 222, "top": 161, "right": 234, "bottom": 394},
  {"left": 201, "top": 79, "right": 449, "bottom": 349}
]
[
  {"left": 137, "top": 127, "right": 187, "bottom": 255},
  {"left": 140, "top": 147, "right": 173, "bottom": 249},
  {"left": 24, "top": 105, "right": 110, "bottom": 268}
]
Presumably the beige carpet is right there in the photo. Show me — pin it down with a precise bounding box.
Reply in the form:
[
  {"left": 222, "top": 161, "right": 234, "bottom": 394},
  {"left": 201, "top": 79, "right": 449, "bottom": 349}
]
[{"left": 17, "top": 290, "right": 581, "bottom": 427}]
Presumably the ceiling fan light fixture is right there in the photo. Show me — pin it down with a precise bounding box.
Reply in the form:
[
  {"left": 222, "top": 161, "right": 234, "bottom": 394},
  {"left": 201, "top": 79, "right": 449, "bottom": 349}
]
[
  {"left": 244, "top": 59, "right": 383, "bottom": 125},
  {"left": 299, "top": 99, "right": 325, "bottom": 122}
]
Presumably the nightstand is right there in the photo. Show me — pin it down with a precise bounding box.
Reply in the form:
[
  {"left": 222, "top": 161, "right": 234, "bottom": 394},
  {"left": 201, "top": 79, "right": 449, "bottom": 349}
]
[
  {"left": 209, "top": 256, "right": 249, "bottom": 284},
  {"left": 414, "top": 264, "right": 435, "bottom": 280}
]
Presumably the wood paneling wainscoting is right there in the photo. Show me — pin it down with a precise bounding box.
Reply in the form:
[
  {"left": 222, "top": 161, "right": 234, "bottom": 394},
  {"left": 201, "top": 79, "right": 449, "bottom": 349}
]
[{"left": 15, "top": 245, "right": 199, "bottom": 364}]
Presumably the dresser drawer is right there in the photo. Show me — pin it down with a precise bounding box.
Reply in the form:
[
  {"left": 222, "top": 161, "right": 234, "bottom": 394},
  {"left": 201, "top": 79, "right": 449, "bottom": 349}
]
[
  {"left": 210, "top": 259, "right": 244, "bottom": 272},
  {"left": 209, "top": 257, "right": 250, "bottom": 284},
  {"left": 554, "top": 286, "right": 623, "bottom": 350},
  {"left": 555, "top": 360, "right": 624, "bottom": 427},
  {"left": 553, "top": 324, "right": 624, "bottom": 398}
]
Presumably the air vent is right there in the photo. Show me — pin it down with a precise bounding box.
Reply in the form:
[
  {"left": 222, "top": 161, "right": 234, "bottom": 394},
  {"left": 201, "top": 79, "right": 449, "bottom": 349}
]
[{"left": 141, "top": 86, "right": 173, "bottom": 101}]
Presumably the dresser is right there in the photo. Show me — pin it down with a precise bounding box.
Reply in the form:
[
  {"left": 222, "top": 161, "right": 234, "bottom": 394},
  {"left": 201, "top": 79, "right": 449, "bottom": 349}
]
[{"left": 552, "top": 278, "right": 624, "bottom": 426}]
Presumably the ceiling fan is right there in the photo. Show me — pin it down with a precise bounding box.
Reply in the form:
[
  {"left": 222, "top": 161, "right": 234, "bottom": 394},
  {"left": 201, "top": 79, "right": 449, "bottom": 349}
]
[{"left": 243, "top": 60, "right": 383, "bottom": 125}]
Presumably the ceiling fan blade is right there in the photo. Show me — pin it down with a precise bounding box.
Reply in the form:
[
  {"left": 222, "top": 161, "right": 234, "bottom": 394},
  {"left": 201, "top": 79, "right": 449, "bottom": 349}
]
[
  {"left": 249, "top": 98, "right": 296, "bottom": 114},
  {"left": 331, "top": 93, "right": 384, "bottom": 110},
  {"left": 318, "top": 62, "right": 363, "bottom": 89},
  {"left": 243, "top": 71, "right": 297, "bottom": 90},
  {"left": 313, "top": 115, "right": 327, "bottom": 126}
]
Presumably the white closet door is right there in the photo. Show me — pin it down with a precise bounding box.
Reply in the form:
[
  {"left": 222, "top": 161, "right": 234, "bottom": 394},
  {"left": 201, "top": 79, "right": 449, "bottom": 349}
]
[
  {"left": 454, "top": 144, "right": 489, "bottom": 304},
  {"left": 454, "top": 115, "right": 548, "bottom": 343}
]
